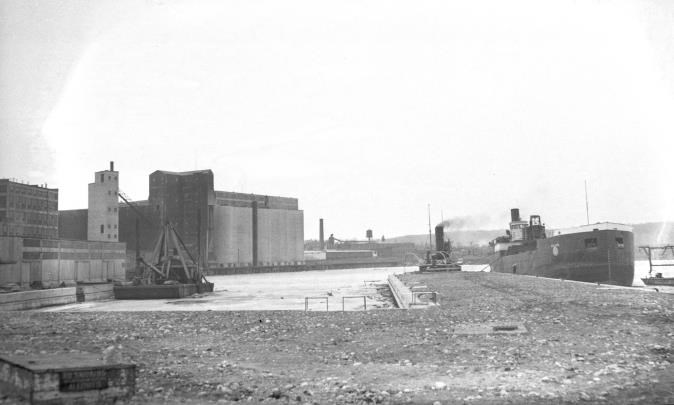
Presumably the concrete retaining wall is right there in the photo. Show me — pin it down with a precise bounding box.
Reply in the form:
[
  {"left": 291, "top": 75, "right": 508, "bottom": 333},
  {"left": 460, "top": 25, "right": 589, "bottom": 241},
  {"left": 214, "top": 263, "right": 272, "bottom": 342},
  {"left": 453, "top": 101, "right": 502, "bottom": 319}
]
[
  {"left": 0, "top": 283, "right": 115, "bottom": 311},
  {"left": 210, "top": 259, "right": 402, "bottom": 275},
  {"left": 78, "top": 284, "right": 114, "bottom": 301},
  {"left": 0, "top": 288, "right": 77, "bottom": 311},
  {"left": 387, "top": 274, "right": 413, "bottom": 309},
  {"left": 326, "top": 250, "right": 374, "bottom": 260}
]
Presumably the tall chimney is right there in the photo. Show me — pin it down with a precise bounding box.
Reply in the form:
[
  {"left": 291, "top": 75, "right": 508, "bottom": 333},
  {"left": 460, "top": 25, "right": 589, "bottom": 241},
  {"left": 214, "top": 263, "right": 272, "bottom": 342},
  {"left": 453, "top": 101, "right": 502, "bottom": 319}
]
[
  {"left": 319, "top": 218, "right": 325, "bottom": 250},
  {"left": 110, "top": 161, "right": 114, "bottom": 171},
  {"left": 434, "top": 225, "right": 444, "bottom": 252},
  {"left": 510, "top": 208, "right": 520, "bottom": 222}
]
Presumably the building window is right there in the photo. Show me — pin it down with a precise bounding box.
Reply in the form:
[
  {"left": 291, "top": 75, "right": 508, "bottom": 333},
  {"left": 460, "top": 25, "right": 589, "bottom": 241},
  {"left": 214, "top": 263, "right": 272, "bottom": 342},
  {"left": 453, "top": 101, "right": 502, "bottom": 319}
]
[
  {"left": 114, "top": 224, "right": 117, "bottom": 229},
  {"left": 108, "top": 234, "right": 111, "bottom": 239},
  {"left": 108, "top": 224, "right": 111, "bottom": 229},
  {"left": 114, "top": 234, "right": 117, "bottom": 238},
  {"left": 113, "top": 207, "right": 117, "bottom": 212},
  {"left": 616, "top": 237, "right": 624, "bottom": 248},
  {"left": 108, "top": 176, "right": 111, "bottom": 181},
  {"left": 584, "top": 238, "right": 598, "bottom": 249},
  {"left": 100, "top": 225, "right": 104, "bottom": 234},
  {"left": 100, "top": 173, "right": 104, "bottom": 183},
  {"left": 108, "top": 207, "right": 111, "bottom": 212}
]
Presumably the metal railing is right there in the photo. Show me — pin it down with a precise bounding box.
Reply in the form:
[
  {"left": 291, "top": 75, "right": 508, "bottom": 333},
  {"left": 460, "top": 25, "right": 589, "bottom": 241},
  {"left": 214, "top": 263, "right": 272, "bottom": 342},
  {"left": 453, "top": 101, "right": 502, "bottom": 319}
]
[
  {"left": 342, "top": 295, "right": 367, "bottom": 311},
  {"left": 304, "top": 296, "right": 328, "bottom": 311},
  {"left": 304, "top": 295, "right": 369, "bottom": 311}
]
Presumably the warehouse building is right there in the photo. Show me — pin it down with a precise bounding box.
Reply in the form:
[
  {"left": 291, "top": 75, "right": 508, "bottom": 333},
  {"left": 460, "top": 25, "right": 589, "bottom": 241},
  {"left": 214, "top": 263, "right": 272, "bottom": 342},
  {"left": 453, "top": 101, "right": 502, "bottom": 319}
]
[
  {"left": 59, "top": 167, "right": 304, "bottom": 270},
  {"left": 0, "top": 180, "right": 59, "bottom": 239},
  {"left": 0, "top": 176, "right": 126, "bottom": 288}
]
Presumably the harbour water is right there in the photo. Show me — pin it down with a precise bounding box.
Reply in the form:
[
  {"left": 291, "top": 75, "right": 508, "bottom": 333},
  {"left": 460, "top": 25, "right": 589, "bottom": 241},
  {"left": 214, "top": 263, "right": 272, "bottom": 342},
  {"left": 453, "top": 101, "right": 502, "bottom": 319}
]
[
  {"left": 41, "top": 266, "right": 418, "bottom": 312},
  {"left": 39, "top": 260, "right": 671, "bottom": 313}
]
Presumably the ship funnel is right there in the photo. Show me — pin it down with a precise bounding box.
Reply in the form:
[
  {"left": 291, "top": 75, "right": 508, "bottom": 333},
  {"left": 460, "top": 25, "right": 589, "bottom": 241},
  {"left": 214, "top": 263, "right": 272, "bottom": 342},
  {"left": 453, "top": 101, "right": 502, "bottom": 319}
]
[
  {"left": 319, "top": 218, "right": 325, "bottom": 250},
  {"left": 435, "top": 225, "right": 445, "bottom": 252},
  {"left": 510, "top": 208, "right": 520, "bottom": 222}
]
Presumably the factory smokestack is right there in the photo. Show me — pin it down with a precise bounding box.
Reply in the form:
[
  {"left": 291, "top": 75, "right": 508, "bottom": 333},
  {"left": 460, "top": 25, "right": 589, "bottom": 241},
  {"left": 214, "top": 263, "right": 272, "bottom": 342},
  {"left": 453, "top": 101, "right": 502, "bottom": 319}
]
[
  {"left": 435, "top": 225, "right": 444, "bottom": 252},
  {"left": 510, "top": 208, "right": 520, "bottom": 222},
  {"left": 319, "top": 218, "right": 325, "bottom": 250},
  {"left": 110, "top": 161, "right": 114, "bottom": 171}
]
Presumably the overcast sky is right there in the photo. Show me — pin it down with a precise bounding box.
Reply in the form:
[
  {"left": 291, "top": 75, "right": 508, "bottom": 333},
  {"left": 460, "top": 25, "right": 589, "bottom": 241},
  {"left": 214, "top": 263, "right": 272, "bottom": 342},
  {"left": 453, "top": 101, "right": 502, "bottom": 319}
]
[{"left": 1, "top": 0, "right": 674, "bottom": 239}]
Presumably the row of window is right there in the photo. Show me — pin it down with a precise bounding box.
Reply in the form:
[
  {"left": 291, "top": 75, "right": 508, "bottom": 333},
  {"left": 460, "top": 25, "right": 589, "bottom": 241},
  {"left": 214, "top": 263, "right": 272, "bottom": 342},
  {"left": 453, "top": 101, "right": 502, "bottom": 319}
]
[
  {"left": 0, "top": 184, "right": 57, "bottom": 198},
  {"left": 107, "top": 207, "right": 118, "bottom": 213},
  {"left": 100, "top": 174, "right": 118, "bottom": 183},
  {"left": 98, "top": 223, "right": 117, "bottom": 239},
  {"left": 0, "top": 210, "right": 58, "bottom": 226},
  {"left": 0, "top": 195, "right": 58, "bottom": 211},
  {"left": 0, "top": 224, "right": 58, "bottom": 238},
  {"left": 583, "top": 237, "right": 624, "bottom": 249},
  {"left": 99, "top": 224, "right": 118, "bottom": 233}
]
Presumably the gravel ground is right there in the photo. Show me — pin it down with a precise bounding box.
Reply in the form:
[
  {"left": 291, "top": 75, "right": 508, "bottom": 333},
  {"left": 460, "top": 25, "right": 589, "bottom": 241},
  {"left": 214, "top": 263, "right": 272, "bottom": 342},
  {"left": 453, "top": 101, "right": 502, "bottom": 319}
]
[{"left": 1, "top": 271, "right": 673, "bottom": 404}]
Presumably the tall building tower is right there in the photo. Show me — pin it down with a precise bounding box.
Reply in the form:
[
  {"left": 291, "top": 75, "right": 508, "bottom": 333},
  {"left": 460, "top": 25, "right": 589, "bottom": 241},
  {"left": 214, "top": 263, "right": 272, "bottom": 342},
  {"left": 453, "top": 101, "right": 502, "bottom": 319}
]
[{"left": 88, "top": 161, "right": 119, "bottom": 242}]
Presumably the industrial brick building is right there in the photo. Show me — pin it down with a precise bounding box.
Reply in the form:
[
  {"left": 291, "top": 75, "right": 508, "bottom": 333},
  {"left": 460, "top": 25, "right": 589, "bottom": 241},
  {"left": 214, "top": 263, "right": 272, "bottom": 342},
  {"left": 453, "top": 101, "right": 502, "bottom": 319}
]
[
  {"left": 59, "top": 168, "right": 304, "bottom": 269},
  {"left": 0, "top": 176, "right": 126, "bottom": 288},
  {"left": 0, "top": 180, "right": 59, "bottom": 239}
]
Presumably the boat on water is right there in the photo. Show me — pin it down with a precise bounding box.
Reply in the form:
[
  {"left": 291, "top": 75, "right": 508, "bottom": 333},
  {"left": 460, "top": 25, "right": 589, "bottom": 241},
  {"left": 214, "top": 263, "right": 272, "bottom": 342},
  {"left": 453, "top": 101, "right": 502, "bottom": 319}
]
[
  {"left": 489, "top": 208, "right": 634, "bottom": 286},
  {"left": 419, "top": 225, "right": 462, "bottom": 272},
  {"left": 639, "top": 245, "right": 674, "bottom": 287}
]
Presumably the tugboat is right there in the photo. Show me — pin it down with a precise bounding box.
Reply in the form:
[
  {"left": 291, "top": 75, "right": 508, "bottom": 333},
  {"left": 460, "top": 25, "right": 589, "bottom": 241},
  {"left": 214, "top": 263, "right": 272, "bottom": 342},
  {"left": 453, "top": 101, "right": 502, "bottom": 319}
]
[
  {"left": 640, "top": 245, "right": 674, "bottom": 287},
  {"left": 419, "top": 225, "right": 462, "bottom": 272},
  {"left": 489, "top": 208, "right": 634, "bottom": 286}
]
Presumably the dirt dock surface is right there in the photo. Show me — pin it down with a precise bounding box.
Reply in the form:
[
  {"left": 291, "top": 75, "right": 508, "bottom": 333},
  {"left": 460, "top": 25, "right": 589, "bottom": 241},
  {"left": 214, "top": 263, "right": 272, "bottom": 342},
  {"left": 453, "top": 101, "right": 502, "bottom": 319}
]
[{"left": 1, "top": 272, "right": 673, "bottom": 404}]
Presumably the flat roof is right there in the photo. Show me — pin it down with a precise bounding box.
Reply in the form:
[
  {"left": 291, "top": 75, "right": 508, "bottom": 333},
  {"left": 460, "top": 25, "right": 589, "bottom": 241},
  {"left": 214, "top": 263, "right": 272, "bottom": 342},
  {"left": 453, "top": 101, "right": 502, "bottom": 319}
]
[
  {"left": 151, "top": 169, "right": 213, "bottom": 176},
  {"left": 0, "top": 179, "right": 58, "bottom": 191},
  {"left": 552, "top": 222, "right": 633, "bottom": 236}
]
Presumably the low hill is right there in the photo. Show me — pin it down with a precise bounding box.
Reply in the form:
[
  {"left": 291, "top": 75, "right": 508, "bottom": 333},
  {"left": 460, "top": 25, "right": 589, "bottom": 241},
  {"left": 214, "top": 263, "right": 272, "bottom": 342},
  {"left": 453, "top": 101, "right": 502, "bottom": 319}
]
[
  {"left": 387, "top": 230, "right": 503, "bottom": 248},
  {"left": 388, "top": 222, "right": 674, "bottom": 251}
]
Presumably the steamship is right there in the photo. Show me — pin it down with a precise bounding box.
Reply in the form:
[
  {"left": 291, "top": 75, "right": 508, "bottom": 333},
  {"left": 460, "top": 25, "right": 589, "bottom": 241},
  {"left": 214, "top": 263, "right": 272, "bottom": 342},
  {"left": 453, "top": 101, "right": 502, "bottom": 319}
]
[
  {"left": 489, "top": 209, "right": 634, "bottom": 286},
  {"left": 419, "top": 225, "right": 461, "bottom": 272}
]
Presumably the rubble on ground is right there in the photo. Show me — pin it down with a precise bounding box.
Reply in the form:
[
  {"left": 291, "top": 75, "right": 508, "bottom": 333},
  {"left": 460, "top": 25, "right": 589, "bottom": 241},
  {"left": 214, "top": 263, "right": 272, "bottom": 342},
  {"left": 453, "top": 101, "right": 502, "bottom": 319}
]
[{"left": 0, "top": 272, "right": 672, "bottom": 404}]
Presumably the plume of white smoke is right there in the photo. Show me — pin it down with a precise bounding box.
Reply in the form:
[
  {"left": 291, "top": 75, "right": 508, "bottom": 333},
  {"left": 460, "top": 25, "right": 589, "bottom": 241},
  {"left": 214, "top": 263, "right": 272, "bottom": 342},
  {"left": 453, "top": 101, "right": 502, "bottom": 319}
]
[{"left": 437, "top": 214, "right": 492, "bottom": 231}]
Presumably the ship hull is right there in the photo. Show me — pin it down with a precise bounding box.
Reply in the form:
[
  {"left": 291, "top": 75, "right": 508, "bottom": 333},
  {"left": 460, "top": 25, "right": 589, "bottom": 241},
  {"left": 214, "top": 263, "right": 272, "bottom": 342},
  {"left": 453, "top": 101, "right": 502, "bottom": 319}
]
[
  {"left": 642, "top": 277, "right": 674, "bottom": 287},
  {"left": 490, "top": 229, "right": 634, "bottom": 286}
]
